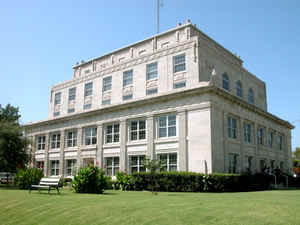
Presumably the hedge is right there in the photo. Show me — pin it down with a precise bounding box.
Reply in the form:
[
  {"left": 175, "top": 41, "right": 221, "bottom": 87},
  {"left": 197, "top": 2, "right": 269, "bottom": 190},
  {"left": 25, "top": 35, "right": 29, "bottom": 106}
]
[{"left": 115, "top": 172, "right": 274, "bottom": 192}]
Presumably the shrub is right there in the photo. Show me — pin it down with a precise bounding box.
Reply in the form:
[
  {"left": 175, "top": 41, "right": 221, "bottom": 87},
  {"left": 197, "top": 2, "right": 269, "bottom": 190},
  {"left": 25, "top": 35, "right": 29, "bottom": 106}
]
[
  {"left": 116, "top": 172, "right": 134, "bottom": 191},
  {"left": 72, "top": 166, "right": 107, "bottom": 194},
  {"left": 14, "top": 167, "right": 43, "bottom": 189}
]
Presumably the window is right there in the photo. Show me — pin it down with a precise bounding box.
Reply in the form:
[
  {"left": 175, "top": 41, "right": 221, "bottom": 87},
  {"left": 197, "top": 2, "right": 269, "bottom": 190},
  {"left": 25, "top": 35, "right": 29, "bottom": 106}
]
[
  {"left": 103, "top": 76, "right": 112, "bottom": 92},
  {"left": 37, "top": 136, "right": 46, "bottom": 150},
  {"left": 278, "top": 135, "right": 283, "bottom": 150},
  {"left": 105, "top": 157, "right": 119, "bottom": 176},
  {"left": 173, "top": 81, "right": 186, "bottom": 89},
  {"left": 245, "top": 156, "right": 252, "bottom": 172},
  {"left": 68, "top": 108, "right": 75, "bottom": 113},
  {"left": 146, "top": 62, "right": 158, "bottom": 80},
  {"left": 248, "top": 88, "right": 254, "bottom": 104},
  {"left": 84, "top": 127, "right": 97, "bottom": 145},
  {"left": 228, "top": 116, "right": 237, "bottom": 139},
  {"left": 83, "top": 103, "right": 92, "bottom": 110},
  {"left": 129, "top": 120, "right": 146, "bottom": 141},
  {"left": 68, "top": 87, "right": 76, "bottom": 101},
  {"left": 84, "top": 82, "right": 93, "bottom": 97},
  {"left": 129, "top": 155, "right": 146, "bottom": 174},
  {"left": 228, "top": 154, "right": 238, "bottom": 173},
  {"left": 105, "top": 124, "right": 120, "bottom": 143},
  {"left": 222, "top": 73, "right": 230, "bottom": 91},
  {"left": 53, "top": 112, "right": 60, "bottom": 117},
  {"left": 123, "top": 94, "right": 133, "bottom": 101},
  {"left": 51, "top": 134, "right": 60, "bottom": 149},
  {"left": 67, "top": 131, "right": 77, "bottom": 147},
  {"left": 257, "top": 128, "right": 264, "bottom": 145},
  {"left": 102, "top": 99, "right": 111, "bottom": 105},
  {"left": 50, "top": 160, "right": 59, "bottom": 176},
  {"left": 260, "top": 159, "right": 266, "bottom": 172},
  {"left": 123, "top": 70, "right": 133, "bottom": 87},
  {"left": 173, "top": 54, "right": 186, "bottom": 73},
  {"left": 268, "top": 131, "right": 274, "bottom": 148},
  {"left": 54, "top": 92, "right": 61, "bottom": 105},
  {"left": 66, "top": 159, "right": 77, "bottom": 176},
  {"left": 158, "top": 115, "right": 176, "bottom": 138},
  {"left": 146, "top": 88, "right": 158, "bottom": 95},
  {"left": 158, "top": 153, "right": 177, "bottom": 171},
  {"left": 236, "top": 81, "right": 243, "bottom": 97},
  {"left": 244, "top": 122, "right": 251, "bottom": 143}
]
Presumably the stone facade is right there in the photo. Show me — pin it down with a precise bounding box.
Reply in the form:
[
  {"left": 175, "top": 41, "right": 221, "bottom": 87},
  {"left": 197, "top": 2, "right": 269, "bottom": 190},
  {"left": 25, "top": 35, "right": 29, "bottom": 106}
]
[{"left": 24, "top": 20, "right": 294, "bottom": 177}]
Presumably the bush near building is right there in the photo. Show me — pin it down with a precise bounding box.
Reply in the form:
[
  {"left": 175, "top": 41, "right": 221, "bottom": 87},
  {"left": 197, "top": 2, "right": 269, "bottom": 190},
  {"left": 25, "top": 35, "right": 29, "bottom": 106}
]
[
  {"left": 72, "top": 166, "right": 107, "bottom": 194},
  {"left": 14, "top": 167, "right": 44, "bottom": 189},
  {"left": 115, "top": 172, "right": 276, "bottom": 192}
]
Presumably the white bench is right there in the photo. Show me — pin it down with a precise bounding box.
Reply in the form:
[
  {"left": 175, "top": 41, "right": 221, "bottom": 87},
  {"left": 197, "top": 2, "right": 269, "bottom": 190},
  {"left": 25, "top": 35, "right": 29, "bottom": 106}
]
[{"left": 30, "top": 177, "right": 62, "bottom": 194}]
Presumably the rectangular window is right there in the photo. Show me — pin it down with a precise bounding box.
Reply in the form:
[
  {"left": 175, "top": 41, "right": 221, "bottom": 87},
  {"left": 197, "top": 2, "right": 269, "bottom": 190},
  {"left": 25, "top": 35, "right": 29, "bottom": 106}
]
[
  {"left": 123, "top": 94, "right": 133, "bottom": 101},
  {"left": 146, "top": 62, "right": 158, "bottom": 80},
  {"left": 68, "top": 87, "right": 76, "bottom": 101},
  {"left": 245, "top": 156, "right": 252, "bottom": 172},
  {"left": 66, "top": 159, "right": 77, "bottom": 176},
  {"left": 228, "top": 153, "right": 238, "bottom": 173},
  {"left": 244, "top": 123, "right": 251, "bottom": 143},
  {"left": 228, "top": 116, "right": 237, "bottom": 139},
  {"left": 51, "top": 134, "right": 61, "bottom": 149},
  {"left": 37, "top": 136, "right": 46, "bottom": 150},
  {"left": 173, "top": 54, "right": 186, "bottom": 73},
  {"left": 268, "top": 131, "right": 273, "bottom": 148},
  {"left": 278, "top": 135, "right": 283, "bottom": 150},
  {"left": 129, "top": 120, "right": 146, "bottom": 141},
  {"left": 54, "top": 92, "right": 61, "bottom": 105},
  {"left": 83, "top": 104, "right": 92, "bottom": 110},
  {"left": 258, "top": 128, "right": 264, "bottom": 145},
  {"left": 103, "top": 76, "right": 112, "bottom": 92},
  {"left": 68, "top": 108, "right": 75, "bottom": 113},
  {"left": 173, "top": 81, "right": 186, "bottom": 89},
  {"left": 67, "top": 131, "right": 77, "bottom": 147},
  {"left": 105, "top": 124, "right": 120, "bottom": 144},
  {"left": 158, "top": 153, "right": 177, "bottom": 172},
  {"left": 50, "top": 160, "right": 59, "bottom": 176},
  {"left": 53, "top": 112, "right": 60, "bottom": 117},
  {"left": 129, "top": 155, "right": 146, "bottom": 174},
  {"left": 84, "top": 82, "right": 93, "bottom": 97},
  {"left": 123, "top": 70, "right": 133, "bottom": 87},
  {"left": 105, "top": 157, "right": 119, "bottom": 176},
  {"left": 84, "top": 127, "right": 97, "bottom": 145},
  {"left": 158, "top": 115, "right": 176, "bottom": 138},
  {"left": 102, "top": 99, "right": 111, "bottom": 105},
  {"left": 146, "top": 88, "right": 158, "bottom": 95}
]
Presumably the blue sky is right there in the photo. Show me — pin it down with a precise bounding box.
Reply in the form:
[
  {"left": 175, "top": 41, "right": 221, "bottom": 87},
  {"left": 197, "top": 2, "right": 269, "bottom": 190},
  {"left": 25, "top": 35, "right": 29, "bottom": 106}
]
[{"left": 0, "top": 0, "right": 299, "bottom": 149}]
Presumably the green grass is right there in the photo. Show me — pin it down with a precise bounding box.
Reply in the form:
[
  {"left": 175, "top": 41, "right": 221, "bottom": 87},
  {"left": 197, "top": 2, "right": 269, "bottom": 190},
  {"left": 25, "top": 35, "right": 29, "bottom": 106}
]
[{"left": 0, "top": 187, "right": 300, "bottom": 225}]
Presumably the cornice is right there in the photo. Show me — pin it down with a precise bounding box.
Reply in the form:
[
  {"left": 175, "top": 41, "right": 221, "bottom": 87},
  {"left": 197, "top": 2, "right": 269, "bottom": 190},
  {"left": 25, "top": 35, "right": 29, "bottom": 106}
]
[
  {"left": 23, "top": 84, "right": 294, "bottom": 131},
  {"left": 52, "top": 40, "right": 196, "bottom": 92}
]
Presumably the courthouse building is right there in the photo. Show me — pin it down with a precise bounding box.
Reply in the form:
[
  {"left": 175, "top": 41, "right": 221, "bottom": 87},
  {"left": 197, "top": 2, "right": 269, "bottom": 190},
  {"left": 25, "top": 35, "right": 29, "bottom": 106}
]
[{"left": 24, "top": 20, "right": 294, "bottom": 177}]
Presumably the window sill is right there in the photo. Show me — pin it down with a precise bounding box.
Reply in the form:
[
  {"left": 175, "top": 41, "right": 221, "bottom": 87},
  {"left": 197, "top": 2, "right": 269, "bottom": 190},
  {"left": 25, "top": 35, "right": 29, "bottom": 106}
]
[
  {"left": 48, "top": 149, "right": 61, "bottom": 153},
  {"left": 64, "top": 147, "right": 78, "bottom": 152},
  {"left": 103, "top": 143, "right": 120, "bottom": 149},
  {"left": 82, "top": 144, "right": 97, "bottom": 149},
  {"left": 154, "top": 137, "right": 178, "bottom": 144},
  {"left": 173, "top": 70, "right": 186, "bottom": 76},
  {"left": 126, "top": 140, "right": 147, "bottom": 146}
]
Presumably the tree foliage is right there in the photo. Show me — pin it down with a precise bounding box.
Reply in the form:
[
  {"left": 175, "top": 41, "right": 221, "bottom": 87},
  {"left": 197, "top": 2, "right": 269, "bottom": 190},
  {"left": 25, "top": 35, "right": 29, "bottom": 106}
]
[
  {"left": 292, "top": 147, "right": 300, "bottom": 177},
  {"left": 0, "top": 104, "right": 29, "bottom": 173}
]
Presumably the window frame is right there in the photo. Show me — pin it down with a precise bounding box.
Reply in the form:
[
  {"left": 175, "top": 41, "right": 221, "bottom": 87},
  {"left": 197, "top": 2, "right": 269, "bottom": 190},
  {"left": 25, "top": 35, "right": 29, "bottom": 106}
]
[
  {"left": 157, "top": 114, "right": 177, "bottom": 138},
  {"left": 68, "top": 87, "right": 76, "bottom": 101},
  {"left": 37, "top": 136, "right": 46, "bottom": 150},
  {"left": 50, "top": 160, "right": 59, "bottom": 176},
  {"left": 54, "top": 92, "right": 61, "bottom": 105},
  {"left": 50, "top": 133, "right": 61, "bottom": 149},
  {"left": 66, "top": 130, "right": 77, "bottom": 148},
  {"left": 158, "top": 153, "right": 178, "bottom": 172},
  {"left": 244, "top": 122, "right": 252, "bottom": 143},
  {"left": 66, "top": 159, "right": 77, "bottom": 176},
  {"left": 248, "top": 88, "right": 254, "bottom": 104},
  {"left": 123, "top": 70, "right": 133, "bottom": 87},
  {"left": 228, "top": 116, "right": 237, "bottom": 139},
  {"left": 222, "top": 73, "right": 230, "bottom": 91},
  {"left": 146, "top": 62, "right": 158, "bottom": 80},
  {"left": 228, "top": 153, "right": 238, "bottom": 174},
  {"left": 103, "top": 76, "right": 112, "bottom": 92},
  {"left": 173, "top": 81, "right": 186, "bottom": 89},
  {"left": 129, "top": 119, "right": 146, "bottom": 141},
  {"left": 105, "top": 157, "right": 119, "bottom": 176},
  {"left": 84, "top": 127, "right": 97, "bottom": 145},
  {"left": 268, "top": 131, "right": 274, "bottom": 148},
  {"left": 236, "top": 80, "right": 243, "bottom": 98},
  {"left": 257, "top": 127, "right": 264, "bottom": 145},
  {"left": 173, "top": 53, "right": 186, "bottom": 73},
  {"left": 123, "top": 94, "right": 133, "bottom": 101},
  {"left": 84, "top": 82, "right": 93, "bottom": 97},
  {"left": 105, "top": 123, "right": 120, "bottom": 144},
  {"left": 129, "top": 155, "right": 146, "bottom": 174}
]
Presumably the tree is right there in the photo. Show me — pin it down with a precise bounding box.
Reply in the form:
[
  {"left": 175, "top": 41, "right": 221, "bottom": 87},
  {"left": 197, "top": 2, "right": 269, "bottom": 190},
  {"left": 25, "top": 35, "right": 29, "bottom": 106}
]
[
  {"left": 143, "top": 158, "right": 165, "bottom": 194},
  {"left": 292, "top": 147, "right": 300, "bottom": 177},
  {"left": 0, "top": 104, "right": 29, "bottom": 181}
]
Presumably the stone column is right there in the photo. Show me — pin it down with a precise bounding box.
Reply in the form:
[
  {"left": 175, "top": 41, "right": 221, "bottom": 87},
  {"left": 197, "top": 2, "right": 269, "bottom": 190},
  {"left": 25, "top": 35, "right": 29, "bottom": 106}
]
[
  {"left": 77, "top": 127, "right": 83, "bottom": 171},
  {"left": 96, "top": 123, "right": 103, "bottom": 169},
  {"left": 44, "top": 132, "right": 50, "bottom": 177},
  {"left": 59, "top": 129, "right": 65, "bottom": 177},
  {"left": 239, "top": 118, "right": 244, "bottom": 173},
  {"left": 253, "top": 122, "right": 259, "bottom": 173},
  {"left": 178, "top": 110, "right": 187, "bottom": 171},
  {"left": 147, "top": 115, "right": 155, "bottom": 160},
  {"left": 286, "top": 132, "right": 292, "bottom": 174},
  {"left": 120, "top": 119, "right": 127, "bottom": 172},
  {"left": 31, "top": 136, "right": 36, "bottom": 167}
]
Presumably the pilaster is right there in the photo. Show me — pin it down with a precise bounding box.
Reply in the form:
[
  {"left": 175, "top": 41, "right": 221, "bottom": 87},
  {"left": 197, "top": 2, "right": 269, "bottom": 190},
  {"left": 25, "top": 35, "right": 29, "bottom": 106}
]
[
  {"left": 96, "top": 123, "right": 103, "bottom": 169},
  {"left": 120, "top": 120, "right": 127, "bottom": 172},
  {"left": 77, "top": 127, "right": 83, "bottom": 170},
  {"left": 146, "top": 115, "right": 155, "bottom": 160},
  {"left": 59, "top": 130, "right": 65, "bottom": 177},
  {"left": 178, "top": 110, "right": 188, "bottom": 171},
  {"left": 44, "top": 132, "right": 50, "bottom": 177}
]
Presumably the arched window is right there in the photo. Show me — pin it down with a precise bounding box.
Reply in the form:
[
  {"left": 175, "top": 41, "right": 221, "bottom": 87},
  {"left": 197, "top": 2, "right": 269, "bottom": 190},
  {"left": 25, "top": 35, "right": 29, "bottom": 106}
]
[
  {"left": 222, "top": 73, "right": 230, "bottom": 91},
  {"left": 248, "top": 88, "right": 254, "bottom": 104},
  {"left": 236, "top": 81, "right": 243, "bottom": 97}
]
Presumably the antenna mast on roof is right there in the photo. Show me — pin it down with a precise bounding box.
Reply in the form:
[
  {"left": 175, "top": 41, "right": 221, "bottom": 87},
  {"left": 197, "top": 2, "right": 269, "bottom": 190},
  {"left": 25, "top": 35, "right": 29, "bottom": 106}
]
[{"left": 157, "top": 0, "right": 163, "bottom": 34}]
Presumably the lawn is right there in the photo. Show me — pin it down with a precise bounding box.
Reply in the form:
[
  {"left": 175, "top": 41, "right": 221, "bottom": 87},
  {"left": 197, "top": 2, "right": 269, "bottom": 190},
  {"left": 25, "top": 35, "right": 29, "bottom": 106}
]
[{"left": 0, "top": 187, "right": 300, "bottom": 225}]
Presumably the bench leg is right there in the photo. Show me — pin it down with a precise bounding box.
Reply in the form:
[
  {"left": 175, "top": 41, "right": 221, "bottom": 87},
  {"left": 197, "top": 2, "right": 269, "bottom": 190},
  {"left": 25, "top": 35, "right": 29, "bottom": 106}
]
[
  {"left": 48, "top": 186, "right": 50, "bottom": 194},
  {"left": 57, "top": 187, "right": 60, "bottom": 194}
]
